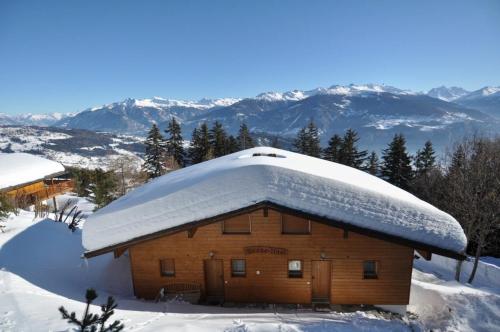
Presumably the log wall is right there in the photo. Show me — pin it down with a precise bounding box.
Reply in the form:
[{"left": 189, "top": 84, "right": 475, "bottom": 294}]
[{"left": 128, "top": 209, "right": 414, "bottom": 304}]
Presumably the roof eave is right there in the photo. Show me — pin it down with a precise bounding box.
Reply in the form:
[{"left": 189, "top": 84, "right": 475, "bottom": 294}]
[
  {"left": 83, "top": 201, "right": 467, "bottom": 261},
  {"left": 0, "top": 170, "right": 68, "bottom": 192}
]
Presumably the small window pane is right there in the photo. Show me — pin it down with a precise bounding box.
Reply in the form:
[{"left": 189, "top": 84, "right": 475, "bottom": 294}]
[
  {"left": 288, "top": 260, "right": 303, "bottom": 278},
  {"left": 282, "top": 215, "right": 310, "bottom": 234},
  {"left": 363, "top": 260, "right": 377, "bottom": 279},
  {"left": 231, "top": 259, "right": 246, "bottom": 277},
  {"left": 160, "top": 259, "right": 175, "bottom": 277},
  {"left": 223, "top": 216, "right": 251, "bottom": 234}
]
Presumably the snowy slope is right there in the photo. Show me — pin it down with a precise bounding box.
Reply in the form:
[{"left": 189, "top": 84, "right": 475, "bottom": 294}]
[
  {"left": 0, "top": 126, "right": 144, "bottom": 170},
  {"left": 83, "top": 147, "right": 466, "bottom": 254},
  {"left": 0, "top": 153, "right": 65, "bottom": 190}
]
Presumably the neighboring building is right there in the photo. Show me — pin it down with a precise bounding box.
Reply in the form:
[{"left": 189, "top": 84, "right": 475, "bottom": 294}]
[
  {"left": 0, "top": 153, "right": 73, "bottom": 207},
  {"left": 82, "top": 147, "right": 466, "bottom": 309}
]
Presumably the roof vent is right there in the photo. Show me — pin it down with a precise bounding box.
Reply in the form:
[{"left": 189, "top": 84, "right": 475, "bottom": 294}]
[{"left": 252, "top": 153, "right": 286, "bottom": 158}]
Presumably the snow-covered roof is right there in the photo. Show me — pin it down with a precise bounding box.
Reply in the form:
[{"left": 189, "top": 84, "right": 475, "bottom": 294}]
[
  {"left": 0, "top": 153, "right": 65, "bottom": 190},
  {"left": 82, "top": 147, "right": 467, "bottom": 255}
]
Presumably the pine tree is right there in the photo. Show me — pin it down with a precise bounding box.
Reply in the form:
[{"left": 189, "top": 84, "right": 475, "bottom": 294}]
[
  {"left": 366, "top": 151, "right": 380, "bottom": 176},
  {"left": 226, "top": 135, "right": 240, "bottom": 154},
  {"left": 90, "top": 169, "right": 117, "bottom": 209},
  {"left": 142, "top": 124, "right": 166, "bottom": 178},
  {"left": 0, "top": 193, "right": 15, "bottom": 221},
  {"left": 164, "top": 117, "right": 185, "bottom": 167},
  {"left": 338, "top": 129, "right": 367, "bottom": 169},
  {"left": 415, "top": 140, "right": 436, "bottom": 176},
  {"left": 293, "top": 120, "right": 321, "bottom": 157},
  {"left": 237, "top": 123, "right": 254, "bottom": 150},
  {"left": 381, "top": 134, "right": 414, "bottom": 190},
  {"left": 209, "top": 121, "right": 228, "bottom": 157},
  {"left": 59, "top": 288, "right": 124, "bottom": 332},
  {"left": 188, "top": 123, "right": 211, "bottom": 164},
  {"left": 293, "top": 127, "right": 308, "bottom": 154},
  {"left": 270, "top": 136, "right": 280, "bottom": 148},
  {"left": 323, "top": 134, "right": 343, "bottom": 162}
]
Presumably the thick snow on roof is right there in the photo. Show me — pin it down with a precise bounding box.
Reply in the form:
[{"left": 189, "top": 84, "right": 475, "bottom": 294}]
[
  {"left": 83, "top": 147, "right": 467, "bottom": 254},
  {"left": 0, "top": 153, "right": 65, "bottom": 190}
]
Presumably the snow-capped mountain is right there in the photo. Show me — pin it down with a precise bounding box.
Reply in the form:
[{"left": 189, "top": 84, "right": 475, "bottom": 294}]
[
  {"left": 454, "top": 86, "right": 500, "bottom": 118},
  {"left": 427, "top": 86, "right": 470, "bottom": 102},
  {"left": 182, "top": 91, "right": 496, "bottom": 153},
  {"left": 255, "top": 84, "right": 411, "bottom": 102},
  {"left": 2, "top": 83, "right": 499, "bottom": 153},
  {"left": 55, "top": 97, "right": 241, "bottom": 133},
  {"left": 0, "top": 112, "right": 73, "bottom": 126}
]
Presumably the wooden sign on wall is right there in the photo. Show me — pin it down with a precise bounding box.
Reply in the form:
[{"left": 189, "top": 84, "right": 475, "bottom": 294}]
[{"left": 244, "top": 246, "right": 288, "bottom": 255}]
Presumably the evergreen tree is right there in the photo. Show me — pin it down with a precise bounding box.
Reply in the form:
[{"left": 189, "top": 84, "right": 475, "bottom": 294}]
[
  {"left": 414, "top": 140, "right": 436, "bottom": 176},
  {"left": 188, "top": 123, "right": 211, "bottom": 164},
  {"left": 293, "top": 120, "right": 321, "bottom": 157},
  {"left": 306, "top": 120, "right": 321, "bottom": 157},
  {"left": 366, "top": 151, "right": 380, "bottom": 176},
  {"left": 338, "top": 129, "right": 367, "bottom": 168},
  {"left": 90, "top": 169, "right": 117, "bottom": 209},
  {"left": 164, "top": 117, "right": 185, "bottom": 167},
  {"left": 209, "top": 121, "right": 228, "bottom": 157},
  {"left": 237, "top": 123, "right": 254, "bottom": 150},
  {"left": 142, "top": 124, "right": 166, "bottom": 178},
  {"left": 226, "top": 135, "right": 240, "bottom": 154},
  {"left": 323, "top": 134, "right": 343, "bottom": 162},
  {"left": 293, "top": 127, "right": 308, "bottom": 154},
  {"left": 381, "top": 134, "right": 414, "bottom": 190},
  {"left": 59, "top": 288, "right": 124, "bottom": 332},
  {"left": 0, "top": 193, "right": 16, "bottom": 222},
  {"left": 270, "top": 136, "right": 280, "bottom": 148}
]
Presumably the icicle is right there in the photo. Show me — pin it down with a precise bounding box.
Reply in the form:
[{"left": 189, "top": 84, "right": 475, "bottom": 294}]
[{"left": 80, "top": 255, "right": 89, "bottom": 269}]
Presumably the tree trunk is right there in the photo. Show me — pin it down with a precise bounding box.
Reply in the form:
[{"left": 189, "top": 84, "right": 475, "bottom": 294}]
[
  {"left": 468, "top": 236, "right": 484, "bottom": 284},
  {"left": 455, "top": 259, "right": 463, "bottom": 282}
]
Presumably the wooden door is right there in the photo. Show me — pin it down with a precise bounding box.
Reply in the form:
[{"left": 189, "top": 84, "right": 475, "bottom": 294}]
[
  {"left": 204, "top": 259, "right": 224, "bottom": 302},
  {"left": 311, "top": 260, "right": 331, "bottom": 301}
]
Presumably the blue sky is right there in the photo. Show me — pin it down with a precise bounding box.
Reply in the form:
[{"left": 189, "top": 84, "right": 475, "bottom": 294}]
[{"left": 1, "top": 0, "right": 499, "bottom": 115}]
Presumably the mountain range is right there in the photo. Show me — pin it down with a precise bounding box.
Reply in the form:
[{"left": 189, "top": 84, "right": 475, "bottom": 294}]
[{"left": 2, "top": 84, "right": 500, "bottom": 154}]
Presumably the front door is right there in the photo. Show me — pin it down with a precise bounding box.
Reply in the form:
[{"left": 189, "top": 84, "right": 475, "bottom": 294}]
[
  {"left": 311, "top": 260, "right": 331, "bottom": 302},
  {"left": 204, "top": 259, "right": 224, "bottom": 303}
]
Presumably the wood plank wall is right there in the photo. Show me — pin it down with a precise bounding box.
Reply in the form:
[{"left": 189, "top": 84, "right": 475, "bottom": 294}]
[{"left": 128, "top": 209, "right": 414, "bottom": 304}]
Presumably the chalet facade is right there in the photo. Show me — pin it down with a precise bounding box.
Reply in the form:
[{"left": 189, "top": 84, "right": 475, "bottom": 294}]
[
  {"left": 83, "top": 147, "right": 466, "bottom": 308},
  {"left": 0, "top": 153, "right": 73, "bottom": 208}
]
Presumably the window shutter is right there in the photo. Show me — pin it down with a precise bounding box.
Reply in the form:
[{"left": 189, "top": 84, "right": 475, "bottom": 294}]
[
  {"left": 223, "top": 215, "right": 251, "bottom": 233},
  {"left": 282, "top": 214, "right": 310, "bottom": 234}
]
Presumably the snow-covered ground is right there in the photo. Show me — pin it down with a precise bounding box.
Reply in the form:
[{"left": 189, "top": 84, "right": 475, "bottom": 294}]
[{"left": 0, "top": 200, "right": 499, "bottom": 331}]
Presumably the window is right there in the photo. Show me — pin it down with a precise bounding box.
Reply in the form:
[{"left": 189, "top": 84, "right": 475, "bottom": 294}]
[
  {"left": 160, "top": 258, "right": 175, "bottom": 277},
  {"left": 363, "top": 260, "right": 378, "bottom": 279},
  {"left": 231, "top": 259, "right": 246, "bottom": 277},
  {"left": 282, "top": 214, "right": 311, "bottom": 234},
  {"left": 288, "top": 260, "right": 303, "bottom": 278},
  {"left": 223, "top": 215, "right": 251, "bottom": 234}
]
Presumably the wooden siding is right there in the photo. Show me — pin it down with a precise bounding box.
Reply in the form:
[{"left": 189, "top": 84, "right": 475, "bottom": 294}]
[
  {"left": 128, "top": 209, "right": 414, "bottom": 305},
  {"left": 5, "top": 179, "right": 74, "bottom": 206}
]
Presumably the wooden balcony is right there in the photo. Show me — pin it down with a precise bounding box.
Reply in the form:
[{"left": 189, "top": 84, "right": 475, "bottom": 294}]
[{"left": 7, "top": 178, "right": 75, "bottom": 207}]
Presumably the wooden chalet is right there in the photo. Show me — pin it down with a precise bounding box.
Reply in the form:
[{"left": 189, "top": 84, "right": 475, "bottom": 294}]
[
  {"left": 83, "top": 148, "right": 466, "bottom": 309},
  {"left": 0, "top": 153, "right": 74, "bottom": 207}
]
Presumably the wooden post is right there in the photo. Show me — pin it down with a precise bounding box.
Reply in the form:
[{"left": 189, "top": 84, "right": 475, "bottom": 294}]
[{"left": 52, "top": 196, "right": 58, "bottom": 214}]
